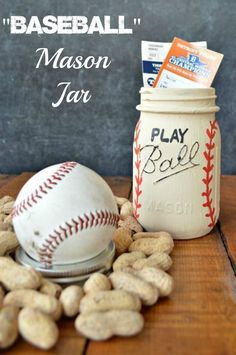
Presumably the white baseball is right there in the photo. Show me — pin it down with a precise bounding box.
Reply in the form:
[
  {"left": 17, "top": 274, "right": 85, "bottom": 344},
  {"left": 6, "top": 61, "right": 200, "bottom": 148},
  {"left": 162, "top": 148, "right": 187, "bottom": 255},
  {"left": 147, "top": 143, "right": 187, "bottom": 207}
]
[{"left": 12, "top": 162, "right": 119, "bottom": 266}]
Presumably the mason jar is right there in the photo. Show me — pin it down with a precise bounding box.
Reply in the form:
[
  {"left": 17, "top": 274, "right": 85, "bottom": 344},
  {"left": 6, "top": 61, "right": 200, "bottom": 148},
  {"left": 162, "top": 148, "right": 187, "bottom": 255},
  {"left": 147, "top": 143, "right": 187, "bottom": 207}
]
[{"left": 133, "top": 87, "right": 221, "bottom": 239}]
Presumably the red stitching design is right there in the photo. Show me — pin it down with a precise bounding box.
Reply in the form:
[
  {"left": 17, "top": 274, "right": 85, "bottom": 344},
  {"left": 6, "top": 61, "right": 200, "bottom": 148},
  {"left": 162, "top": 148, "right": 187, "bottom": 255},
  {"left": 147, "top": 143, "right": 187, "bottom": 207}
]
[
  {"left": 133, "top": 120, "right": 142, "bottom": 219},
  {"left": 38, "top": 210, "right": 119, "bottom": 265},
  {"left": 202, "top": 120, "right": 218, "bottom": 228},
  {"left": 12, "top": 162, "right": 78, "bottom": 218}
]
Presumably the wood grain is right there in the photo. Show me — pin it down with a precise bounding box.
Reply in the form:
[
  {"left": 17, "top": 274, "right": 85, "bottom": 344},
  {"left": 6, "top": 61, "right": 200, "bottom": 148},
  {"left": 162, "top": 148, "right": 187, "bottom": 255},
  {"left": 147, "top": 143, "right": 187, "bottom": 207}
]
[
  {"left": 0, "top": 172, "right": 34, "bottom": 198},
  {"left": 0, "top": 174, "right": 17, "bottom": 189},
  {"left": 103, "top": 176, "right": 132, "bottom": 199},
  {"left": 219, "top": 176, "right": 236, "bottom": 273}
]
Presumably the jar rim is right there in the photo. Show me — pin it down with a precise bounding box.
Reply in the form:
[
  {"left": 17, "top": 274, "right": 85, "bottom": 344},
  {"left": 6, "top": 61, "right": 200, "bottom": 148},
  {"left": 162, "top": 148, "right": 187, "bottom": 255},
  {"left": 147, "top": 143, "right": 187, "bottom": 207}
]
[
  {"left": 139, "top": 95, "right": 217, "bottom": 102},
  {"left": 136, "top": 104, "right": 220, "bottom": 114},
  {"left": 140, "top": 87, "right": 216, "bottom": 96}
]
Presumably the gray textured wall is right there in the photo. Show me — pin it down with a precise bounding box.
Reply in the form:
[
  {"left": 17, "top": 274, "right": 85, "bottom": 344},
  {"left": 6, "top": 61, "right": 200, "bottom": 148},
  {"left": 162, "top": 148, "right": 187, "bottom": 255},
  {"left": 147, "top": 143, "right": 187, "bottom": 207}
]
[{"left": 0, "top": 0, "right": 235, "bottom": 175}]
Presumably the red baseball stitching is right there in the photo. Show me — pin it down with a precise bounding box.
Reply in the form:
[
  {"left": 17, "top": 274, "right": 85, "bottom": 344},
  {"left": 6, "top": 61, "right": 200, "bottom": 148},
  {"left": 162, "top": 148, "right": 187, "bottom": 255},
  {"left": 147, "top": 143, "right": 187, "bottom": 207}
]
[
  {"left": 133, "top": 120, "right": 142, "bottom": 219},
  {"left": 12, "top": 162, "right": 78, "bottom": 218},
  {"left": 202, "top": 119, "right": 218, "bottom": 228},
  {"left": 38, "top": 210, "right": 119, "bottom": 265}
]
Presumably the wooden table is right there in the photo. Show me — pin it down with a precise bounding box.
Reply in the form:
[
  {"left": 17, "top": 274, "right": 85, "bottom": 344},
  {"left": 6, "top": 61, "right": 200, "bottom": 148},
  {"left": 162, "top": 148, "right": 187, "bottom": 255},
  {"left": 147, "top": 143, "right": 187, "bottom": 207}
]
[{"left": 0, "top": 173, "right": 236, "bottom": 355}]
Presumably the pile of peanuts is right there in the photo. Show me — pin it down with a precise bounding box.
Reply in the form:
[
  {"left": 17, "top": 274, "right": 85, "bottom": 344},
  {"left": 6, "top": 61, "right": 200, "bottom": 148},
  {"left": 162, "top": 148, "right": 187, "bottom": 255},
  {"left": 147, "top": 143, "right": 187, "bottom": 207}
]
[{"left": 0, "top": 195, "right": 174, "bottom": 350}]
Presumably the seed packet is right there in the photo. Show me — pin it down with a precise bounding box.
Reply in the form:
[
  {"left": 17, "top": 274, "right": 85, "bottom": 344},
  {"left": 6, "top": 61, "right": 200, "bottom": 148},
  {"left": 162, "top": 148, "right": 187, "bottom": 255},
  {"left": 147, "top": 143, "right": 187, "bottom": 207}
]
[
  {"left": 153, "top": 37, "right": 223, "bottom": 88},
  {"left": 142, "top": 40, "right": 207, "bottom": 87}
]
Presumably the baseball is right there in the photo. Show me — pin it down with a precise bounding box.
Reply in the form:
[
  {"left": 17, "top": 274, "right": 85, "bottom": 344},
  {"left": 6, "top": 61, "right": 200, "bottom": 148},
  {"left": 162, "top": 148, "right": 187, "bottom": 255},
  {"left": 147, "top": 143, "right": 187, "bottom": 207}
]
[{"left": 12, "top": 162, "right": 119, "bottom": 266}]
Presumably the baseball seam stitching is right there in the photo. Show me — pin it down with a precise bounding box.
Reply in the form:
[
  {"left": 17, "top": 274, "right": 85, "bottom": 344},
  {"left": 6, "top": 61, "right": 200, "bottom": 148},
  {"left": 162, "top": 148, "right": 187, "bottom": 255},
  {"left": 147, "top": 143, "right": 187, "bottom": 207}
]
[
  {"left": 38, "top": 210, "right": 119, "bottom": 265},
  {"left": 202, "top": 119, "right": 217, "bottom": 228},
  {"left": 12, "top": 161, "right": 78, "bottom": 218}
]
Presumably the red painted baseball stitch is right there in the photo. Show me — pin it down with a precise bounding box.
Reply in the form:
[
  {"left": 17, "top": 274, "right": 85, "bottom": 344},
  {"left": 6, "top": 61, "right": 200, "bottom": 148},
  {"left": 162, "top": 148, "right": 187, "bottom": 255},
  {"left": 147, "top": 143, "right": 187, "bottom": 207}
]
[
  {"left": 133, "top": 120, "right": 142, "bottom": 219},
  {"left": 12, "top": 161, "right": 78, "bottom": 218},
  {"left": 38, "top": 210, "right": 119, "bottom": 265},
  {"left": 202, "top": 119, "right": 218, "bottom": 228}
]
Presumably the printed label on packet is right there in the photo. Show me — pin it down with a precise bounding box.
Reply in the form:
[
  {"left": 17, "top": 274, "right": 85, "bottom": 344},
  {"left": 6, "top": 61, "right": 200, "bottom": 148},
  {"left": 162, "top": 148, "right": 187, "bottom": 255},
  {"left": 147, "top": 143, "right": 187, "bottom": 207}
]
[
  {"left": 142, "top": 40, "right": 207, "bottom": 87},
  {"left": 153, "top": 37, "right": 223, "bottom": 88}
]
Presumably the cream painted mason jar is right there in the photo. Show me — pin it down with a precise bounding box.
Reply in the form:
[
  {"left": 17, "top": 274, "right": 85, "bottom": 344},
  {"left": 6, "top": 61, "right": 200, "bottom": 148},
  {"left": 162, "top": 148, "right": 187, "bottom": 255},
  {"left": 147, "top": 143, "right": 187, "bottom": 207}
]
[{"left": 133, "top": 88, "right": 221, "bottom": 239}]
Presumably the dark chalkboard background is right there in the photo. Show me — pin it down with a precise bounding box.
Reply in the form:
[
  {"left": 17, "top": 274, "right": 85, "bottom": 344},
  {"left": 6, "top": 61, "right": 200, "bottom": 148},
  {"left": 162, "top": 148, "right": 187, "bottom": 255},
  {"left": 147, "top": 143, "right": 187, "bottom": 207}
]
[{"left": 0, "top": 0, "right": 235, "bottom": 175}]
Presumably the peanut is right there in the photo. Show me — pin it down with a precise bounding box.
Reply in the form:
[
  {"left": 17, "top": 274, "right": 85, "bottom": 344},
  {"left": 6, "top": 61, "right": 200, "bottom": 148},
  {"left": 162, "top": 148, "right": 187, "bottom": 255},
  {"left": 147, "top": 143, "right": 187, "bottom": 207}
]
[
  {"left": 0, "top": 257, "right": 42, "bottom": 290},
  {"left": 113, "top": 251, "right": 146, "bottom": 271},
  {"left": 0, "top": 232, "right": 19, "bottom": 256},
  {"left": 0, "top": 196, "right": 14, "bottom": 208},
  {"left": 75, "top": 310, "right": 144, "bottom": 340},
  {"left": 133, "top": 231, "right": 172, "bottom": 241},
  {"left": 60, "top": 285, "right": 84, "bottom": 317},
  {"left": 135, "top": 267, "right": 174, "bottom": 297},
  {"left": 0, "top": 222, "right": 13, "bottom": 232},
  {"left": 120, "top": 201, "right": 133, "bottom": 218},
  {"left": 112, "top": 227, "right": 133, "bottom": 255},
  {"left": 83, "top": 272, "right": 111, "bottom": 294},
  {"left": 109, "top": 271, "right": 158, "bottom": 306},
  {"left": 128, "top": 236, "right": 174, "bottom": 255},
  {"left": 115, "top": 196, "right": 129, "bottom": 208},
  {"left": 132, "top": 252, "right": 172, "bottom": 271},
  {"left": 3, "top": 215, "right": 13, "bottom": 224},
  {"left": 18, "top": 308, "right": 59, "bottom": 350},
  {"left": 4, "top": 289, "right": 62, "bottom": 320},
  {"left": 40, "top": 279, "right": 62, "bottom": 298},
  {"left": 118, "top": 216, "right": 143, "bottom": 233},
  {"left": 1, "top": 201, "right": 15, "bottom": 215},
  {"left": 0, "top": 306, "right": 19, "bottom": 349},
  {"left": 0, "top": 214, "right": 7, "bottom": 223},
  {"left": 80, "top": 290, "right": 141, "bottom": 314}
]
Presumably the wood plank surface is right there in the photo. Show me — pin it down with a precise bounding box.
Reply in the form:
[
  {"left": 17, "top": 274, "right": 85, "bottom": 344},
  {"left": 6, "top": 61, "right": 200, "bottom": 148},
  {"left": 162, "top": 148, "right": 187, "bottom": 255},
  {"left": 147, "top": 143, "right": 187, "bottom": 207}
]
[
  {"left": 0, "top": 172, "right": 35, "bottom": 198},
  {"left": 219, "top": 175, "right": 236, "bottom": 273},
  {"left": 0, "top": 174, "right": 17, "bottom": 189},
  {"left": 0, "top": 174, "right": 235, "bottom": 355},
  {"left": 103, "top": 176, "right": 132, "bottom": 198}
]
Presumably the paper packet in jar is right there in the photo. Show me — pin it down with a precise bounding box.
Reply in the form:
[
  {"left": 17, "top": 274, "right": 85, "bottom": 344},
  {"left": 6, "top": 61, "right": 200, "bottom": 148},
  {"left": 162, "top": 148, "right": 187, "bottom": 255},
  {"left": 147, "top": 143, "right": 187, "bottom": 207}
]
[
  {"left": 153, "top": 37, "right": 223, "bottom": 88},
  {"left": 141, "top": 40, "right": 207, "bottom": 87}
]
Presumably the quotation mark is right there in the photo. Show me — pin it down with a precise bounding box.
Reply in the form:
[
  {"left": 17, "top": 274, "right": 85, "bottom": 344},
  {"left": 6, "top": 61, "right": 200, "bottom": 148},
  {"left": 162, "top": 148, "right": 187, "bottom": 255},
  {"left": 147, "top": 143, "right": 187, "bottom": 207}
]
[
  {"left": 3, "top": 18, "right": 10, "bottom": 26},
  {"left": 133, "top": 18, "right": 141, "bottom": 25}
]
